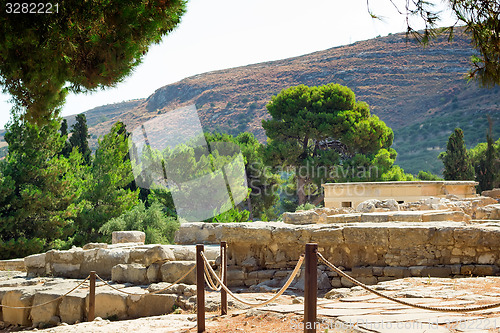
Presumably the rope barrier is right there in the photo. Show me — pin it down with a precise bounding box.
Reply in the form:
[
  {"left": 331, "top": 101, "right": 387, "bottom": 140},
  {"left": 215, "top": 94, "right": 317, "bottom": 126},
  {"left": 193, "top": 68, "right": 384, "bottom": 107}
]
[
  {"left": 0, "top": 275, "right": 90, "bottom": 309},
  {"left": 95, "top": 265, "right": 196, "bottom": 296},
  {"left": 204, "top": 253, "right": 224, "bottom": 291},
  {"left": 200, "top": 251, "right": 304, "bottom": 307},
  {"left": 317, "top": 251, "right": 500, "bottom": 313}
]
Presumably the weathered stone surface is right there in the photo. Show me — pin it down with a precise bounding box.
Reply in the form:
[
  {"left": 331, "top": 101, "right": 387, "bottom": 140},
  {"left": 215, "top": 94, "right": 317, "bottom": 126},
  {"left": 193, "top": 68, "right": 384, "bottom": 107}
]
[
  {"left": 0, "top": 259, "right": 25, "bottom": 272},
  {"left": 476, "top": 204, "right": 500, "bottom": 220},
  {"left": 420, "top": 266, "right": 452, "bottom": 278},
  {"left": 30, "top": 292, "right": 60, "bottom": 327},
  {"left": 82, "top": 243, "right": 108, "bottom": 250},
  {"left": 111, "top": 264, "right": 148, "bottom": 285},
  {"left": 85, "top": 290, "right": 127, "bottom": 320},
  {"left": 356, "top": 199, "right": 381, "bottom": 213},
  {"left": 283, "top": 210, "right": 322, "bottom": 225},
  {"left": 59, "top": 293, "right": 85, "bottom": 324},
  {"left": 112, "top": 231, "right": 145, "bottom": 245},
  {"left": 2, "top": 288, "right": 37, "bottom": 326},
  {"left": 482, "top": 188, "right": 500, "bottom": 200},
  {"left": 160, "top": 261, "right": 196, "bottom": 285},
  {"left": 80, "top": 248, "right": 130, "bottom": 279},
  {"left": 24, "top": 253, "right": 45, "bottom": 269},
  {"left": 143, "top": 246, "right": 175, "bottom": 266},
  {"left": 147, "top": 263, "right": 162, "bottom": 283},
  {"left": 127, "top": 294, "right": 177, "bottom": 318}
]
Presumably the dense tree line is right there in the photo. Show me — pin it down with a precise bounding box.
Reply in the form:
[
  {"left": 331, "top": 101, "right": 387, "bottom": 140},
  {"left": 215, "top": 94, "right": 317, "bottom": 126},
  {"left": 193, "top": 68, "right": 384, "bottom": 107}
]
[{"left": 440, "top": 127, "right": 500, "bottom": 192}]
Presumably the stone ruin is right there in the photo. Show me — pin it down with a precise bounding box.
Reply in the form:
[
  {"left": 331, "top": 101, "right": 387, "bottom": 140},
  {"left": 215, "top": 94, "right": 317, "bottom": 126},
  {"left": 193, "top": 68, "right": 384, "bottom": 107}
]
[{"left": 0, "top": 189, "right": 499, "bottom": 327}]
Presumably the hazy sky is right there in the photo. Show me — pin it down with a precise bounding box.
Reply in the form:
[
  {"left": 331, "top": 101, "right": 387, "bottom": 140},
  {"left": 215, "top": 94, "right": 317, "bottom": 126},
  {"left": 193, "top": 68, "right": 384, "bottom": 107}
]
[{"left": 0, "top": 0, "right": 456, "bottom": 129}]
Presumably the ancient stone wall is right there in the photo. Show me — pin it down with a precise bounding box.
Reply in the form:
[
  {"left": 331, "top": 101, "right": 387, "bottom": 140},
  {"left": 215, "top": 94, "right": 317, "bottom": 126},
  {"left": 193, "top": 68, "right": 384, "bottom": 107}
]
[{"left": 175, "top": 221, "right": 500, "bottom": 288}]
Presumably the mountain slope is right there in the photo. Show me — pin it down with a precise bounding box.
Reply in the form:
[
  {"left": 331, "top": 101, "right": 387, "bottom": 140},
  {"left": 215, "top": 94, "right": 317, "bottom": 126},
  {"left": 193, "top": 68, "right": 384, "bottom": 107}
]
[{"left": 1, "top": 29, "right": 499, "bottom": 174}]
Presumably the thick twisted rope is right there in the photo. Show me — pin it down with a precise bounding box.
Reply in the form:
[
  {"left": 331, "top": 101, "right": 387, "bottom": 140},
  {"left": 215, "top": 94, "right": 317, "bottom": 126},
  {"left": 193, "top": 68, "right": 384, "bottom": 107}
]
[
  {"left": 96, "top": 264, "right": 196, "bottom": 296},
  {"left": 204, "top": 251, "right": 225, "bottom": 291},
  {"left": 0, "top": 276, "right": 90, "bottom": 309},
  {"left": 317, "top": 252, "right": 500, "bottom": 313},
  {"left": 201, "top": 251, "right": 304, "bottom": 307}
]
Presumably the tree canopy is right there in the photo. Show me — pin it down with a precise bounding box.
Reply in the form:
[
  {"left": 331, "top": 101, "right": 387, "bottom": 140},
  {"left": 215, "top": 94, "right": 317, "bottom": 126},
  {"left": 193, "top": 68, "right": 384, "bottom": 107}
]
[
  {"left": 262, "top": 83, "right": 394, "bottom": 205},
  {"left": 0, "top": 0, "right": 186, "bottom": 124},
  {"left": 439, "top": 128, "right": 475, "bottom": 180}
]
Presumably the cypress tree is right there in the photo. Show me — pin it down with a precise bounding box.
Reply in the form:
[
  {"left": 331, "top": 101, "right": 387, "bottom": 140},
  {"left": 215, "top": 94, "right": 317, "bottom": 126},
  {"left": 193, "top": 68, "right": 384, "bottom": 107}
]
[
  {"left": 439, "top": 128, "right": 474, "bottom": 180},
  {"left": 69, "top": 114, "right": 91, "bottom": 165}
]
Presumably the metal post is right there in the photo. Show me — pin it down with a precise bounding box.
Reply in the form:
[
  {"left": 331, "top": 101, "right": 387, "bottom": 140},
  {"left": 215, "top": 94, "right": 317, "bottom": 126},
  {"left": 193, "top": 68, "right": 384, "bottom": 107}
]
[
  {"left": 220, "top": 241, "right": 228, "bottom": 315},
  {"left": 196, "top": 244, "right": 205, "bottom": 333},
  {"left": 304, "top": 243, "right": 317, "bottom": 333},
  {"left": 88, "top": 271, "right": 96, "bottom": 322}
]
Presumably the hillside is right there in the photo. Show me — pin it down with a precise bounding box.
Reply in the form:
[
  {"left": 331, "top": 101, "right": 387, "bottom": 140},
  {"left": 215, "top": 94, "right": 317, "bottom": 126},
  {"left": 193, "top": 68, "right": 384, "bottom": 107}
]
[{"left": 1, "top": 29, "right": 499, "bottom": 174}]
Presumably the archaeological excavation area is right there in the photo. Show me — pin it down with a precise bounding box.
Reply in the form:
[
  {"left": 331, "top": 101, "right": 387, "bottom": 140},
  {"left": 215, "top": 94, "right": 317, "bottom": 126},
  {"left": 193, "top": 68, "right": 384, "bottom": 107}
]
[{"left": 0, "top": 191, "right": 499, "bottom": 329}]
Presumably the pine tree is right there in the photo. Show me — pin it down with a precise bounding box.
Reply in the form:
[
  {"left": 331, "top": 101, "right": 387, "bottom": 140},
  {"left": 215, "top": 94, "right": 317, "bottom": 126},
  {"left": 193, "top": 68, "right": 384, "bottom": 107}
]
[
  {"left": 69, "top": 114, "right": 91, "bottom": 165},
  {"left": 439, "top": 128, "right": 475, "bottom": 180},
  {"left": 475, "top": 134, "right": 496, "bottom": 192}
]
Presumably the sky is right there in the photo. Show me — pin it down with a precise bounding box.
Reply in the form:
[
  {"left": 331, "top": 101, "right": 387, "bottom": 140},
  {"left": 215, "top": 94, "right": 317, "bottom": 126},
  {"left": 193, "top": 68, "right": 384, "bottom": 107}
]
[{"left": 0, "top": 0, "right": 457, "bottom": 129}]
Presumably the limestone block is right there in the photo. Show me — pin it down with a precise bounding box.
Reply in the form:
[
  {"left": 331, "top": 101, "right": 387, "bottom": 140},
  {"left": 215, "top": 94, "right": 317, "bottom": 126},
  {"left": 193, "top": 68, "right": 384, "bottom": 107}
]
[
  {"left": 476, "top": 204, "right": 500, "bottom": 220},
  {"left": 330, "top": 277, "right": 342, "bottom": 288},
  {"left": 327, "top": 213, "right": 361, "bottom": 223},
  {"left": 111, "top": 264, "right": 148, "bottom": 285},
  {"left": 174, "top": 222, "right": 222, "bottom": 245},
  {"left": 160, "top": 261, "right": 196, "bottom": 285},
  {"left": 283, "top": 210, "right": 322, "bottom": 225},
  {"left": 51, "top": 263, "right": 81, "bottom": 279},
  {"left": 221, "top": 222, "right": 273, "bottom": 244},
  {"left": 340, "top": 276, "right": 355, "bottom": 287},
  {"left": 85, "top": 290, "right": 127, "bottom": 320},
  {"left": 82, "top": 243, "right": 108, "bottom": 250},
  {"left": 25, "top": 254, "right": 45, "bottom": 277},
  {"left": 356, "top": 199, "right": 380, "bottom": 213},
  {"left": 388, "top": 211, "right": 424, "bottom": 222},
  {"left": 343, "top": 226, "right": 389, "bottom": 247},
  {"left": 383, "top": 266, "right": 408, "bottom": 278},
  {"left": 478, "top": 253, "right": 496, "bottom": 264},
  {"left": 24, "top": 253, "right": 45, "bottom": 269},
  {"left": 143, "top": 246, "right": 175, "bottom": 266},
  {"left": 388, "top": 227, "right": 430, "bottom": 248},
  {"left": 112, "top": 231, "right": 145, "bottom": 244},
  {"left": 226, "top": 268, "right": 245, "bottom": 281},
  {"left": 147, "top": 263, "right": 162, "bottom": 284},
  {"left": 81, "top": 248, "right": 130, "bottom": 279},
  {"left": 409, "top": 266, "right": 425, "bottom": 276},
  {"left": 352, "top": 267, "right": 373, "bottom": 277},
  {"left": 361, "top": 213, "right": 390, "bottom": 223},
  {"left": 2, "top": 289, "right": 36, "bottom": 326},
  {"left": 356, "top": 276, "right": 378, "bottom": 285},
  {"left": 59, "top": 293, "right": 85, "bottom": 324},
  {"left": 482, "top": 189, "right": 500, "bottom": 200},
  {"left": 473, "top": 265, "right": 498, "bottom": 276},
  {"left": 127, "top": 294, "right": 177, "bottom": 318},
  {"left": 420, "top": 266, "right": 452, "bottom": 278},
  {"left": 30, "top": 292, "right": 60, "bottom": 327}
]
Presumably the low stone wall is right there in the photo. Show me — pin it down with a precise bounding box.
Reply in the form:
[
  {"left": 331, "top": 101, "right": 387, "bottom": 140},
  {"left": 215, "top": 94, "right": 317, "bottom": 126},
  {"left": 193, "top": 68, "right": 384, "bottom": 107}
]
[
  {"left": 24, "top": 243, "right": 220, "bottom": 282},
  {"left": 0, "top": 259, "right": 25, "bottom": 272},
  {"left": 175, "top": 221, "right": 500, "bottom": 287}
]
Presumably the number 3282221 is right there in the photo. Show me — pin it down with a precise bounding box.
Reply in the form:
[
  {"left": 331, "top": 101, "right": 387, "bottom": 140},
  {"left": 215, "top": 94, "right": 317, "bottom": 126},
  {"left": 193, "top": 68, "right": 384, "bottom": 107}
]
[{"left": 6, "top": 3, "right": 59, "bottom": 14}]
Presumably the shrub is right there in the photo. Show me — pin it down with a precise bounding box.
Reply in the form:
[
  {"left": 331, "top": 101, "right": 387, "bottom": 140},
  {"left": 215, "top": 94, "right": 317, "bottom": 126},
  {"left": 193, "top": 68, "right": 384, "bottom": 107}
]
[
  {"left": 99, "top": 201, "right": 180, "bottom": 244},
  {"left": 295, "top": 203, "right": 316, "bottom": 211}
]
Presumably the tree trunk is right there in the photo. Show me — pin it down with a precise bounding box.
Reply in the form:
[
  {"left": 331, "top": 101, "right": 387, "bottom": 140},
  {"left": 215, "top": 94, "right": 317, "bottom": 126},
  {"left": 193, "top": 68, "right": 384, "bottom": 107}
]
[{"left": 297, "top": 176, "right": 307, "bottom": 205}]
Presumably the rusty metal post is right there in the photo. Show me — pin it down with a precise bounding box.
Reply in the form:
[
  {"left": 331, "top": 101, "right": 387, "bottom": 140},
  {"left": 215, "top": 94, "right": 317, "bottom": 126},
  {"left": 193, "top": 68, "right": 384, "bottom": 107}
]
[
  {"left": 88, "top": 271, "right": 96, "bottom": 322},
  {"left": 220, "top": 241, "right": 228, "bottom": 315},
  {"left": 304, "top": 243, "right": 317, "bottom": 333},
  {"left": 196, "top": 244, "right": 205, "bottom": 332}
]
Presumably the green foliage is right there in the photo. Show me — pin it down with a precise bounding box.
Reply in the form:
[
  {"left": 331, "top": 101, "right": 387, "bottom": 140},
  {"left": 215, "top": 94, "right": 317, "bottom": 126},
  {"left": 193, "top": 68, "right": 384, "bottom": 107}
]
[
  {"left": 0, "top": 237, "right": 45, "bottom": 260},
  {"left": 380, "top": 165, "right": 417, "bottom": 181},
  {"left": 69, "top": 114, "right": 91, "bottom": 165},
  {"left": 205, "top": 131, "right": 282, "bottom": 221},
  {"left": 295, "top": 203, "right": 316, "bottom": 211},
  {"left": 470, "top": 135, "right": 500, "bottom": 192},
  {"left": 262, "top": 83, "right": 394, "bottom": 205},
  {"left": 417, "top": 170, "right": 443, "bottom": 181},
  {"left": 0, "top": 0, "right": 186, "bottom": 124},
  {"left": 73, "top": 121, "right": 139, "bottom": 245},
  {"left": 0, "top": 117, "right": 86, "bottom": 257},
  {"left": 205, "top": 205, "right": 250, "bottom": 223},
  {"left": 99, "top": 201, "right": 179, "bottom": 244},
  {"left": 439, "top": 128, "right": 474, "bottom": 180}
]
